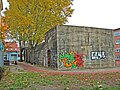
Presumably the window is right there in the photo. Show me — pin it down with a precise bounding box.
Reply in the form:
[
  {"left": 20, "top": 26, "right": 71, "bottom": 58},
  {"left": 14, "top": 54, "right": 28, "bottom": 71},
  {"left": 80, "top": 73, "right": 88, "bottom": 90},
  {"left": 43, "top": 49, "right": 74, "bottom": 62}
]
[
  {"left": 116, "top": 56, "right": 120, "bottom": 60},
  {"left": 116, "top": 48, "right": 120, "bottom": 52},
  {"left": 11, "top": 54, "right": 17, "bottom": 56},
  {"left": 11, "top": 54, "right": 17, "bottom": 61},
  {"left": 4, "top": 55, "right": 7, "bottom": 60},
  {"left": 116, "top": 39, "right": 120, "bottom": 44},
  {"left": 114, "top": 32, "right": 120, "bottom": 36}
]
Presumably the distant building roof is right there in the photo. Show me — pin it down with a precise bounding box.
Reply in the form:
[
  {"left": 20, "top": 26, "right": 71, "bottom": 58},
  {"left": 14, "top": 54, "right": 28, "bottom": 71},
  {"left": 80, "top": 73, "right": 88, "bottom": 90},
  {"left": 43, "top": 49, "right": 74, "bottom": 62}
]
[
  {"left": 113, "top": 28, "right": 120, "bottom": 31},
  {"left": 5, "top": 42, "right": 20, "bottom": 52}
]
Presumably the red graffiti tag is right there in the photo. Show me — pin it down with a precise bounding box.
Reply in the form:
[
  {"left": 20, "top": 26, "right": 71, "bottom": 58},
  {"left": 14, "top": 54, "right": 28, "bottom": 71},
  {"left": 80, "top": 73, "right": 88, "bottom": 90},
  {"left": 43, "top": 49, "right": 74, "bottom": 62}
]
[{"left": 74, "top": 53, "right": 84, "bottom": 67}]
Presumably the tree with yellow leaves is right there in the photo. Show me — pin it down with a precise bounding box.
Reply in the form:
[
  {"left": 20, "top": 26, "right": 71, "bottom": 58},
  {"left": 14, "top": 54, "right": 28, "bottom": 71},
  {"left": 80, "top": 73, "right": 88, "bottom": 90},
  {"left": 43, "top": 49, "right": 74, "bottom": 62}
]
[
  {"left": 0, "top": 16, "right": 8, "bottom": 50},
  {"left": 4, "top": 0, "right": 73, "bottom": 61}
]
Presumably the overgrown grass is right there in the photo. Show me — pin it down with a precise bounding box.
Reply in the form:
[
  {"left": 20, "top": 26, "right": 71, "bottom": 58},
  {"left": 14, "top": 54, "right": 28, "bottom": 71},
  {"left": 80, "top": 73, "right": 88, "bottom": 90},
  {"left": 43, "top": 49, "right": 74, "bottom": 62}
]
[
  {"left": 0, "top": 67, "right": 4, "bottom": 80},
  {"left": 0, "top": 67, "right": 4, "bottom": 73},
  {"left": 0, "top": 68, "right": 120, "bottom": 90}
]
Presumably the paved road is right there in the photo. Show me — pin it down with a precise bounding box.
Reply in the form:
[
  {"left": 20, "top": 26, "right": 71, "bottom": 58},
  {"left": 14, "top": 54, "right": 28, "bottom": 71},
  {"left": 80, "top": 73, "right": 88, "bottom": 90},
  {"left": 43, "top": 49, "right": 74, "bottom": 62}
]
[{"left": 17, "top": 62, "right": 120, "bottom": 75}]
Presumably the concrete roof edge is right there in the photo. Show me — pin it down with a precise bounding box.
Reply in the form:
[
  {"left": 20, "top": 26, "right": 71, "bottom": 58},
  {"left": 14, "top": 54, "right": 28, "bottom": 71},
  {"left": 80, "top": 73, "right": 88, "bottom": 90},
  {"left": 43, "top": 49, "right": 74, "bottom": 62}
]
[{"left": 59, "top": 25, "right": 112, "bottom": 30}]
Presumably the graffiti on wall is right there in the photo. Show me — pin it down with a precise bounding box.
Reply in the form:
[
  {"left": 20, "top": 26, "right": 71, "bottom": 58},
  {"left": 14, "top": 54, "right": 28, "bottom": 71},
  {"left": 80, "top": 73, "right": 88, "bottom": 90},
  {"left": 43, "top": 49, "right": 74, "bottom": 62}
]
[
  {"left": 91, "top": 51, "right": 106, "bottom": 60},
  {"left": 59, "top": 51, "right": 85, "bottom": 68}
]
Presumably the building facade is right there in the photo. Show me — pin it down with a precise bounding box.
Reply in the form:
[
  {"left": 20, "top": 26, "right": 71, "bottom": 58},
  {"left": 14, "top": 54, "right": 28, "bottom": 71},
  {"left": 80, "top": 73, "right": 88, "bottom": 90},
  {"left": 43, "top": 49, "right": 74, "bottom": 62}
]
[
  {"left": 113, "top": 28, "right": 120, "bottom": 66},
  {"left": 4, "top": 42, "right": 20, "bottom": 64},
  {"left": 27, "top": 25, "right": 115, "bottom": 70}
]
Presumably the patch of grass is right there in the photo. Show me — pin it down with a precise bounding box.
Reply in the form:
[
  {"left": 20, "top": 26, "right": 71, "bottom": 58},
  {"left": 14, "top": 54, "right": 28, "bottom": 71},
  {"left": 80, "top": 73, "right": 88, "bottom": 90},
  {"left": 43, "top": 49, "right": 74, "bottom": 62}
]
[
  {"left": 0, "top": 69, "right": 120, "bottom": 90},
  {"left": 0, "top": 67, "right": 4, "bottom": 80},
  {"left": 0, "top": 67, "right": 4, "bottom": 73},
  {"left": 17, "top": 69, "right": 25, "bottom": 72},
  {"left": 0, "top": 72, "right": 54, "bottom": 89},
  {"left": 80, "top": 86, "right": 120, "bottom": 90}
]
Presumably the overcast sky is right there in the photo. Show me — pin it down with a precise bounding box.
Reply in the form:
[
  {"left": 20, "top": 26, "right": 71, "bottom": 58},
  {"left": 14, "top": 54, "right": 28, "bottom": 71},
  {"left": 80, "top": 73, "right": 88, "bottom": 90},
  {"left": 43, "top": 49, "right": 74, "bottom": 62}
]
[{"left": 2, "top": 0, "right": 120, "bottom": 29}]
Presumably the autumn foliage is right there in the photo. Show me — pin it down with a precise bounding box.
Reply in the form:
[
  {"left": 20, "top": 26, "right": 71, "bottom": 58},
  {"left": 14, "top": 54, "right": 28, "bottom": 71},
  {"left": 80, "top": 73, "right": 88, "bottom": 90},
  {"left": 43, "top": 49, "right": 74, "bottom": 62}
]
[
  {"left": 4, "top": 0, "right": 74, "bottom": 48},
  {"left": 0, "top": 16, "right": 8, "bottom": 49}
]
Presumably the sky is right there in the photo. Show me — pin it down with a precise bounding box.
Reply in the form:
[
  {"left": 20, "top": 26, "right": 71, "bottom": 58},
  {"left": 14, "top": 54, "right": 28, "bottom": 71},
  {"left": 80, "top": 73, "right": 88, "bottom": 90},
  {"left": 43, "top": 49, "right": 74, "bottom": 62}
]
[{"left": 2, "top": 0, "right": 120, "bottom": 29}]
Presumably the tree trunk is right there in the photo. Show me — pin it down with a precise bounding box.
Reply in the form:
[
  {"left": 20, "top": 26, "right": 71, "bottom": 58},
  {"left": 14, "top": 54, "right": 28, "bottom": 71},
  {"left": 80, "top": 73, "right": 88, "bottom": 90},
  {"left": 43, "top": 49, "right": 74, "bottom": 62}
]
[{"left": 19, "top": 41, "right": 23, "bottom": 62}]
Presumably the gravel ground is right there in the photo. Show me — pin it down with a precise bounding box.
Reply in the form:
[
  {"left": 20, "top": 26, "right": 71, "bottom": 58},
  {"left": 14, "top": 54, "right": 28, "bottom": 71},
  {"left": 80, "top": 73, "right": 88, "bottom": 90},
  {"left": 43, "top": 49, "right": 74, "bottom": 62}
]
[{"left": 16, "top": 62, "right": 120, "bottom": 74}]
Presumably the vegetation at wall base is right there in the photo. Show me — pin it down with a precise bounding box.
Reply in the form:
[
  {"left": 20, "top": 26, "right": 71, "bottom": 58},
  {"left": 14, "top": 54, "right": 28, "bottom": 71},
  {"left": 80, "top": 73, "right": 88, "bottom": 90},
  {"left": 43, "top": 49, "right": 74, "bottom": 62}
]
[{"left": 0, "top": 67, "right": 4, "bottom": 80}]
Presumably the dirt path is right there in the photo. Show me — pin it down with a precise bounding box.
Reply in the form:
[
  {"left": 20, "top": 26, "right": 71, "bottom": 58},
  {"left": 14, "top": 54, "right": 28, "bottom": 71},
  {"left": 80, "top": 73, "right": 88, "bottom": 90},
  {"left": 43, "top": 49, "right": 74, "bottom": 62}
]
[{"left": 17, "top": 62, "right": 120, "bottom": 75}]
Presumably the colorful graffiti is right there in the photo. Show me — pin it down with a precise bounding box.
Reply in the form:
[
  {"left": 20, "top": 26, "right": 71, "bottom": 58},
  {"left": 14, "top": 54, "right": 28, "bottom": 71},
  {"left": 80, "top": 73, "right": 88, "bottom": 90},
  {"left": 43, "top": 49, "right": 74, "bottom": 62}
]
[{"left": 59, "top": 51, "right": 85, "bottom": 68}]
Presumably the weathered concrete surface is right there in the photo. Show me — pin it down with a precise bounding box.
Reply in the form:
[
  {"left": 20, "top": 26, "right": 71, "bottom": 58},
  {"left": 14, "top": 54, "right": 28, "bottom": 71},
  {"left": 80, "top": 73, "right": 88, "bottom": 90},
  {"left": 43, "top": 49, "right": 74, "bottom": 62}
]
[{"left": 27, "top": 25, "right": 115, "bottom": 70}]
